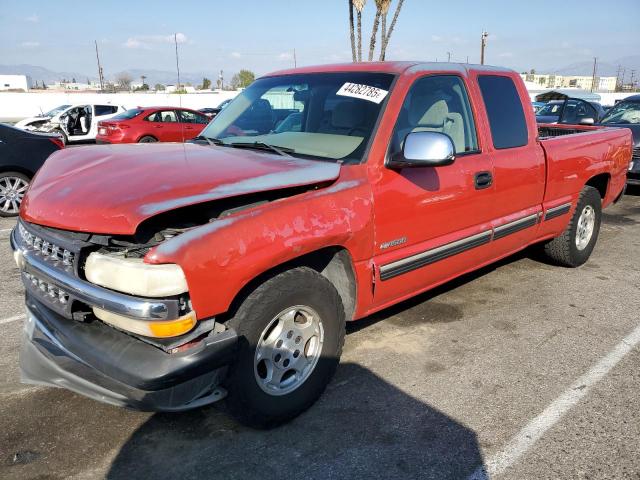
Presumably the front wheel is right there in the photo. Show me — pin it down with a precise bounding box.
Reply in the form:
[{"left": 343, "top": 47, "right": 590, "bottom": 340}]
[
  {"left": 138, "top": 135, "right": 158, "bottom": 143},
  {"left": 543, "top": 186, "right": 602, "bottom": 267},
  {"left": 224, "top": 267, "right": 345, "bottom": 428},
  {"left": 0, "top": 172, "right": 30, "bottom": 217}
]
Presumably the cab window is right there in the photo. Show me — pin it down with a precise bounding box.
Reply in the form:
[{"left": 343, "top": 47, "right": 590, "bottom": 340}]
[{"left": 391, "top": 75, "right": 478, "bottom": 155}]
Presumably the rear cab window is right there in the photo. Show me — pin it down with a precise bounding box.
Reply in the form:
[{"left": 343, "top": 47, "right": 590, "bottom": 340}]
[{"left": 478, "top": 75, "right": 528, "bottom": 149}]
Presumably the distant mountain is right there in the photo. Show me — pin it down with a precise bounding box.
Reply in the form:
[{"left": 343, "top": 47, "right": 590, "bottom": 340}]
[
  {"left": 0, "top": 64, "right": 218, "bottom": 88},
  {"left": 543, "top": 55, "right": 640, "bottom": 78},
  {"left": 0, "top": 64, "right": 94, "bottom": 84}
]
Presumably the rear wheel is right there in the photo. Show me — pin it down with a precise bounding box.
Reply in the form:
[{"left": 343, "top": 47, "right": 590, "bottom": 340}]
[
  {"left": 0, "top": 172, "right": 30, "bottom": 217},
  {"left": 543, "top": 186, "right": 602, "bottom": 267},
  {"left": 224, "top": 267, "right": 345, "bottom": 428},
  {"left": 138, "top": 136, "right": 158, "bottom": 143}
]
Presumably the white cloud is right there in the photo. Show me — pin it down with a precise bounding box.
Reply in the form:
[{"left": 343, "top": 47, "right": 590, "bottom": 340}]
[
  {"left": 230, "top": 51, "right": 242, "bottom": 58},
  {"left": 123, "top": 33, "right": 188, "bottom": 49},
  {"left": 20, "top": 41, "right": 40, "bottom": 48},
  {"left": 277, "top": 52, "right": 293, "bottom": 61},
  {"left": 498, "top": 52, "right": 514, "bottom": 58},
  {"left": 25, "top": 14, "right": 38, "bottom": 23},
  {"left": 431, "top": 35, "right": 443, "bottom": 42}
]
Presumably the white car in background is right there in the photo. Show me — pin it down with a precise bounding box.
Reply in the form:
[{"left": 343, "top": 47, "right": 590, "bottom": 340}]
[{"left": 15, "top": 103, "right": 126, "bottom": 144}]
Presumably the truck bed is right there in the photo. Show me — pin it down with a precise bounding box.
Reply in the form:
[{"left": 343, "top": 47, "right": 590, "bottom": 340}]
[{"left": 538, "top": 124, "right": 631, "bottom": 207}]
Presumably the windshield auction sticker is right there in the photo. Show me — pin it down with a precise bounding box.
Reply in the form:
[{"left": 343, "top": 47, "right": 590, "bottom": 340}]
[{"left": 337, "top": 83, "right": 389, "bottom": 104}]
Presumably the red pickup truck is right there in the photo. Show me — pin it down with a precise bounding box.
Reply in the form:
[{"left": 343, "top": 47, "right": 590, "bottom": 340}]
[{"left": 12, "top": 62, "right": 632, "bottom": 427}]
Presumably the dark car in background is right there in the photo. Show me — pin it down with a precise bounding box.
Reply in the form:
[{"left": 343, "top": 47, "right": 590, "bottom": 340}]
[
  {"left": 536, "top": 98, "right": 606, "bottom": 125},
  {"left": 0, "top": 124, "right": 64, "bottom": 216},
  {"left": 599, "top": 94, "right": 640, "bottom": 186},
  {"left": 96, "top": 107, "right": 210, "bottom": 144},
  {"left": 199, "top": 98, "right": 234, "bottom": 119}
]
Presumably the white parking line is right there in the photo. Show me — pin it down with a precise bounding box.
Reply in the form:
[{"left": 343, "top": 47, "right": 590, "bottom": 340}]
[
  {"left": 0, "top": 228, "right": 14, "bottom": 233},
  {"left": 468, "top": 322, "right": 640, "bottom": 480},
  {"left": 0, "top": 313, "right": 25, "bottom": 325}
]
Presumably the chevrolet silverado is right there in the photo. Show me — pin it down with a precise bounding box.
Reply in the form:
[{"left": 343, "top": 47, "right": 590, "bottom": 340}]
[{"left": 11, "top": 62, "right": 632, "bottom": 428}]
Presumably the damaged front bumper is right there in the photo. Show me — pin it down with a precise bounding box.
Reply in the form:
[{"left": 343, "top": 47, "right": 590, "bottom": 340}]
[
  {"left": 11, "top": 223, "right": 238, "bottom": 411},
  {"left": 20, "top": 295, "right": 237, "bottom": 411}
]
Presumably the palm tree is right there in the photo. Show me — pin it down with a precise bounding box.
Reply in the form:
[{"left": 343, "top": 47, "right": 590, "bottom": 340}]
[
  {"left": 368, "top": 0, "right": 384, "bottom": 61},
  {"left": 379, "top": 0, "right": 404, "bottom": 60},
  {"left": 349, "top": 1, "right": 357, "bottom": 62},
  {"left": 353, "top": 0, "right": 367, "bottom": 61}
]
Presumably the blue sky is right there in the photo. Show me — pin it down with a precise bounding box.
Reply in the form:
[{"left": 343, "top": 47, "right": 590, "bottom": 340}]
[{"left": 1, "top": 0, "right": 639, "bottom": 77}]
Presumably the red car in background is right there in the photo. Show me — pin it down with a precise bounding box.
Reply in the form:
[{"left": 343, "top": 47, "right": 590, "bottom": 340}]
[{"left": 96, "top": 107, "right": 210, "bottom": 144}]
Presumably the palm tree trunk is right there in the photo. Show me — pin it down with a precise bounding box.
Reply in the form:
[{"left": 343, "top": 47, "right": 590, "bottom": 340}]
[
  {"left": 357, "top": 11, "right": 362, "bottom": 61},
  {"left": 368, "top": 11, "right": 381, "bottom": 61},
  {"left": 379, "top": 0, "right": 404, "bottom": 61},
  {"left": 379, "top": 13, "right": 387, "bottom": 61},
  {"left": 349, "top": 1, "right": 357, "bottom": 62}
]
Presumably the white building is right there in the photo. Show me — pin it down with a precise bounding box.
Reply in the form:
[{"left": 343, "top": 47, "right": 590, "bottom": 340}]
[
  {"left": 520, "top": 73, "right": 618, "bottom": 92},
  {"left": 0, "top": 74, "right": 32, "bottom": 91}
]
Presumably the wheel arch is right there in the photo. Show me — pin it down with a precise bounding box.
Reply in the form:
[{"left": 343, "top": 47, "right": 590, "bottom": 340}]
[
  {"left": 221, "top": 246, "right": 357, "bottom": 324},
  {"left": 585, "top": 172, "right": 610, "bottom": 200},
  {"left": 137, "top": 134, "right": 158, "bottom": 142},
  {"left": 0, "top": 166, "right": 34, "bottom": 179}
]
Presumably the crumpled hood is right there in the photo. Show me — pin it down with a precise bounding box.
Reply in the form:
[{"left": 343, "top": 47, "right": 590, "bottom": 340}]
[{"left": 21, "top": 143, "right": 341, "bottom": 234}]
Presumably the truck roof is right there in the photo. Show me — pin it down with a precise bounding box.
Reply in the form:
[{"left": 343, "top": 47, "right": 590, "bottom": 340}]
[{"left": 265, "top": 61, "right": 516, "bottom": 78}]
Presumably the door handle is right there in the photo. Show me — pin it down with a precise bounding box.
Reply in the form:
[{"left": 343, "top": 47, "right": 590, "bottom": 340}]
[{"left": 474, "top": 171, "right": 493, "bottom": 190}]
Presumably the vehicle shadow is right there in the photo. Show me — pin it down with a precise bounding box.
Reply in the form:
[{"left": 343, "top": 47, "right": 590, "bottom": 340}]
[{"left": 106, "top": 362, "right": 484, "bottom": 480}]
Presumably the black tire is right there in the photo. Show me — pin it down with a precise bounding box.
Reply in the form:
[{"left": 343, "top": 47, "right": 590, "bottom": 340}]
[
  {"left": 55, "top": 129, "right": 68, "bottom": 145},
  {"left": 544, "top": 186, "right": 602, "bottom": 267},
  {"left": 0, "top": 171, "right": 30, "bottom": 217},
  {"left": 138, "top": 135, "right": 158, "bottom": 143},
  {"left": 225, "top": 267, "right": 345, "bottom": 428}
]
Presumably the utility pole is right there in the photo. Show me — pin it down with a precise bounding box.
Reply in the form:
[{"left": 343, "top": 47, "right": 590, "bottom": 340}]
[
  {"left": 141, "top": 75, "right": 146, "bottom": 89},
  {"left": 219, "top": 70, "right": 224, "bottom": 90},
  {"left": 590, "top": 57, "right": 598, "bottom": 92},
  {"left": 94, "top": 40, "right": 104, "bottom": 92},
  {"left": 174, "top": 33, "right": 181, "bottom": 91},
  {"left": 447, "top": 51, "right": 452, "bottom": 62},
  {"left": 480, "top": 31, "right": 488, "bottom": 65},
  {"left": 615, "top": 65, "right": 622, "bottom": 92},
  {"left": 631, "top": 70, "right": 637, "bottom": 91}
]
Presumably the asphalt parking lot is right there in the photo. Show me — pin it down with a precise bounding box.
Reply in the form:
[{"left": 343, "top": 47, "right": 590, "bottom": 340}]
[{"left": 0, "top": 190, "right": 639, "bottom": 480}]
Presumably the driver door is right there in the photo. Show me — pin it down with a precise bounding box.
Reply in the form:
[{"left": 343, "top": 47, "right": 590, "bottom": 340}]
[{"left": 370, "top": 74, "right": 497, "bottom": 307}]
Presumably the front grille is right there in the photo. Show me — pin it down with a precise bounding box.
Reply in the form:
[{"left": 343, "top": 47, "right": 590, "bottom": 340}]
[
  {"left": 17, "top": 221, "right": 78, "bottom": 272},
  {"left": 633, "top": 147, "right": 640, "bottom": 162},
  {"left": 23, "top": 271, "right": 70, "bottom": 306}
]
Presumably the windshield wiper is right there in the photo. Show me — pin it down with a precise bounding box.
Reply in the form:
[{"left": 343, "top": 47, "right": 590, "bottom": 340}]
[
  {"left": 227, "top": 141, "right": 294, "bottom": 157},
  {"left": 191, "top": 135, "right": 224, "bottom": 146}
]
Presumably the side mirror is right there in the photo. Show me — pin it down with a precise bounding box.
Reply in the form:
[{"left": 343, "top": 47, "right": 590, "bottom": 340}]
[
  {"left": 579, "top": 117, "right": 595, "bottom": 125},
  {"left": 387, "top": 131, "right": 456, "bottom": 169}
]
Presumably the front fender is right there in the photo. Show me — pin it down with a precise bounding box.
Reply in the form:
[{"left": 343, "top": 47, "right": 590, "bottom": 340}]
[{"left": 145, "top": 168, "right": 374, "bottom": 319}]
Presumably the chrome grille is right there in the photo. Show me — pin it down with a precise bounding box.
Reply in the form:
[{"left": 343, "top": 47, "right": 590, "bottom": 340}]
[
  {"left": 23, "top": 271, "right": 70, "bottom": 305},
  {"left": 18, "top": 222, "right": 75, "bottom": 267}
]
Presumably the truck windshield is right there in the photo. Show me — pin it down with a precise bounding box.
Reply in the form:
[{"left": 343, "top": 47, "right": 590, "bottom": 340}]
[
  {"left": 600, "top": 101, "right": 640, "bottom": 125},
  {"left": 201, "top": 72, "right": 394, "bottom": 162}
]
